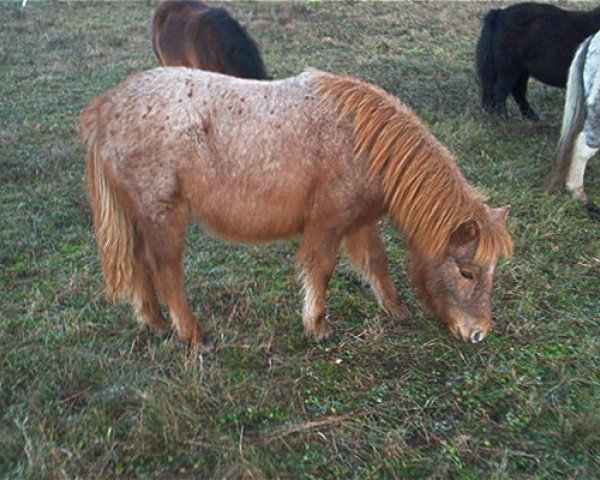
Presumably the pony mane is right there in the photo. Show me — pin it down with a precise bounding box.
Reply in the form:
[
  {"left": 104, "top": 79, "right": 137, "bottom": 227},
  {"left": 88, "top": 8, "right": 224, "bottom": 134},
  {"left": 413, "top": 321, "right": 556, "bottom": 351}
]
[{"left": 313, "top": 71, "right": 513, "bottom": 263}]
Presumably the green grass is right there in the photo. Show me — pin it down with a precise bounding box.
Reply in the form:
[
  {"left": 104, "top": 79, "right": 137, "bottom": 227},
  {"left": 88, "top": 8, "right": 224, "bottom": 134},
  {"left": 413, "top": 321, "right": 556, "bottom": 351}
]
[{"left": 1, "top": 1, "right": 599, "bottom": 478}]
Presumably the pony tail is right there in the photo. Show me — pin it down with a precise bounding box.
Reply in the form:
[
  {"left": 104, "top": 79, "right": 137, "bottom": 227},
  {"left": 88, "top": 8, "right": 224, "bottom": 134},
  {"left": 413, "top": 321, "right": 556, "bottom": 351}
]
[
  {"left": 82, "top": 102, "right": 135, "bottom": 303},
  {"left": 549, "top": 37, "right": 591, "bottom": 188},
  {"left": 475, "top": 9, "right": 500, "bottom": 112}
]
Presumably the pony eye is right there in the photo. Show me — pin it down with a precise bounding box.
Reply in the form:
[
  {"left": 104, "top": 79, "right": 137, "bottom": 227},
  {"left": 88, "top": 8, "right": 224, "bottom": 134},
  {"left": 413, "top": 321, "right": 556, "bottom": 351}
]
[{"left": 460, "top": 268, "right": 474, "bottom": 280}]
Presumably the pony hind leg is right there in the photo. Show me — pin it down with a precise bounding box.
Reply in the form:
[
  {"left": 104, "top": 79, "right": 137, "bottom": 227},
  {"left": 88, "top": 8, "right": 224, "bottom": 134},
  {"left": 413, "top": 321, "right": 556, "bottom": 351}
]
[
  {"left": 140, "top": 205, "right": 206, "bottom": 347},
  {"left": 478, "top": 68, "right": 495, "bottom": 114},
  {"left": 296, "top": 228, "right": 343, "bottom": 341},
  {"left": 492, "top": 65, "right": 522, "bottom": 118},
  {"left": 512, "top": 73, "right": 539, "bottom": 121},
  {"left": 343, "top": 224, "right": 410, "bottom": 320},
  {"left": 131, "top": 233, "right": 170, "bottom": 338},
  {"left": 481, "top": 87, "right": 496, "bottom": 115},
  {"left": 566, "top": 132, "right": 598, "bottom": 202}
]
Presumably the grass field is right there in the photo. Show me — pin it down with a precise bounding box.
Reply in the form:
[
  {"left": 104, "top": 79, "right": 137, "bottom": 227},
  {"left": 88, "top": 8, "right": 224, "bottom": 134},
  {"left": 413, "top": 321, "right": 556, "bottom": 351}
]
[{"left": 1, "top": 1, "right": 599, "bottom": 478}]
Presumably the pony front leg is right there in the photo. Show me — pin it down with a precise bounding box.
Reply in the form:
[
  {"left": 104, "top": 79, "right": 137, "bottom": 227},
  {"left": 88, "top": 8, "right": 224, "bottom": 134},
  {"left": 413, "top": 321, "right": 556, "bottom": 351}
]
[
  {"left": 343, "top": 223, "right": 410, "bottom": 320},
  {"left": 492, "top": 74, "right": 516, "bottom": 118},
  {"left": 512, "top": 73, "right": 539, "bottom": 121},
  {"left": 566, "top": 132, "right": 597, "bottom": 202},
  {"left": 296, "top": 231, "right": 342, "bottom": 341}
]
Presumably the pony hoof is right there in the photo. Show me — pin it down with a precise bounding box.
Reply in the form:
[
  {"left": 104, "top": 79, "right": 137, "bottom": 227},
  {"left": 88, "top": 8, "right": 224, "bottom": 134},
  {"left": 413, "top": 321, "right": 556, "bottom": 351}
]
[
  {"left": 584, "top": 202, "right": 600, "bottom": 220},
  {"left": 185, "top": 329, "right": 214, "bottom": 352},
  {"left": 195, "top": 334, "right": 215, "bottom": 353},
  {"left": 150, "top": 322, "right": 171, "bottom": 338},
  {"left": 528, "top": 113, "right": 540, "bottom": 121},
  {"left": 570, "top": 189, "right": 588, "bottom": 203},
  {"left": 389, "top": 303, "right": 411, "bottom": 321},
  {"left": 312, "top": 322, "right": 333, "bottom": 342},
  {"left": 523, "top": 110, "right": 540, "bottom": 121},
  {"left": 178, "top": 323, "right": 206, "bottom": 345}
]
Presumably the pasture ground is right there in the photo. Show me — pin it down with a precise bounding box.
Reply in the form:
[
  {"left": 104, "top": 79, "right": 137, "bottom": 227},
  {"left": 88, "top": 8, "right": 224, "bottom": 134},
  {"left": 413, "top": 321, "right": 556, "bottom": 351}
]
[{"left": 1, "top": 1, "right": 598, "bottom": 478}]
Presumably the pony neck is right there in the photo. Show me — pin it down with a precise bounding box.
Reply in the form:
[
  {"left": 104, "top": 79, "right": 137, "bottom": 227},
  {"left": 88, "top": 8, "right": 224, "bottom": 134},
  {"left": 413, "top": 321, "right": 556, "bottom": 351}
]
[
  {"left": 312, "top": 70, "right": 512, "bottom": 264},
  {"left": 373, "top": 123, "right": 485, "bottom": 261}
]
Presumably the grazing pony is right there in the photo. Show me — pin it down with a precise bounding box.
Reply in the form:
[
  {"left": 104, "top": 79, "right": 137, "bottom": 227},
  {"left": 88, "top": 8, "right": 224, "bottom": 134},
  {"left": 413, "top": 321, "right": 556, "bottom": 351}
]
[
  {"left": 152, "top": 0, "right": 269, "bottom": 79},
  {"left": 549, "top": 31, "right": 600, "bottom": 205},
  {"left": 476, "top": 2, "right": 600, "bottom": 120},
  {"left": 82, "top": 68, "right": 513, "bottom": 346}
]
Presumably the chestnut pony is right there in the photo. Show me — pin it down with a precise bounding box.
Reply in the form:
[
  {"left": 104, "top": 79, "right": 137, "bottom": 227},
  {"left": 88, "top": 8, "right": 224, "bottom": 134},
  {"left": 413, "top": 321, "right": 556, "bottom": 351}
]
[
  {"left": 152, "top": 0, "right": 269, "bottom": 80},
  {"left": 82, "top": 68, "right": 513, "bottom": 346}
]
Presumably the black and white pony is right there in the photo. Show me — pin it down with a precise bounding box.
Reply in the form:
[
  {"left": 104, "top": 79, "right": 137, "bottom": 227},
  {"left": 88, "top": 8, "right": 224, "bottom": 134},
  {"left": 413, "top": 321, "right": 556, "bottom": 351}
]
[
  {"left": 549, "top": 32, "right": 599, "bottom": 207},
  {"left": 476, "top": 3, "right": 600, "bottom": 120}
]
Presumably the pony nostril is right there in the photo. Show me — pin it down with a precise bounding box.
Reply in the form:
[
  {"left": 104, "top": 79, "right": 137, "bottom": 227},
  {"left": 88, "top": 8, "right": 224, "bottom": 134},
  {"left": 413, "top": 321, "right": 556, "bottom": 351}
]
[{"left": 471, "top": 330, "right": 484, "bottom": 343}]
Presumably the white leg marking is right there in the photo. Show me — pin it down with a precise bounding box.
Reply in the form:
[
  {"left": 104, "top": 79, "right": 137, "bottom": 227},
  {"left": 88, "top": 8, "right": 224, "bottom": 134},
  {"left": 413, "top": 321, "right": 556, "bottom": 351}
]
[
  {"left": 567, "top": 132, "right": 597, "bottom": 201},
  {"left": 301, "top": 274, "right": 319, "bottom": 332},
  {"left": 363, "top": 266, "right": 388, "bottom": 310},
  {"left": 132, "top": 290, "right": 147, "bottom": 326},
  {"left": 300, "top": 271, "right": 332, "bottom": 340}
]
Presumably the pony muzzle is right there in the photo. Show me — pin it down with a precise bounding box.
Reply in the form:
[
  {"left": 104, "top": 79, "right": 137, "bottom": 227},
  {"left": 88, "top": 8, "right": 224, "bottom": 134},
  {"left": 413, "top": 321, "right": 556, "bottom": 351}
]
[
  {"left": 456, "top": 325, "right": 487, "bottom": 343},
  {"left": 447, "top": 312, "right": 489, "bottom": 343}
]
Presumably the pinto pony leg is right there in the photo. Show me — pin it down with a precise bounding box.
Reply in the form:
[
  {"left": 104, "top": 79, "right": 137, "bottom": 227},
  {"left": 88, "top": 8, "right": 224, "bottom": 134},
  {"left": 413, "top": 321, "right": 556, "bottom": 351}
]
[
  {"left": 566, "top": 133, "right": 597, "bottom": 202},
  {"left": 343, "top": 224, "right": 410, "bottom": 320}
]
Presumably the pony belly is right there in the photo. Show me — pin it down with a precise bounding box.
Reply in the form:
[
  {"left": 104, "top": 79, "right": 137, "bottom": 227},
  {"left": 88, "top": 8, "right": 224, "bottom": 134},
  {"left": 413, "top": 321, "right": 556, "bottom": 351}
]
[{"left": 189, "top": 190, "right": 307, "bottom": 243}]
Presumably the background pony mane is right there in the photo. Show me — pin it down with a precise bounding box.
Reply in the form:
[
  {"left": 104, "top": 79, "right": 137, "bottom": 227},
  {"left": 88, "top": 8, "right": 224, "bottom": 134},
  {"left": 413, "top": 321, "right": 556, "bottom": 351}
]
[{"left": 313, "top": 71, "right": 513, "bottom": 263}]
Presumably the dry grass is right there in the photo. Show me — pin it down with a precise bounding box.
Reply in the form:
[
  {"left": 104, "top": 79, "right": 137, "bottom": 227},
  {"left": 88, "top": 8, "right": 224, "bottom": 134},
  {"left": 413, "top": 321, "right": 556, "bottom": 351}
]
[{"left": 1, "top": 1, "right": 598, "bottom": 479}]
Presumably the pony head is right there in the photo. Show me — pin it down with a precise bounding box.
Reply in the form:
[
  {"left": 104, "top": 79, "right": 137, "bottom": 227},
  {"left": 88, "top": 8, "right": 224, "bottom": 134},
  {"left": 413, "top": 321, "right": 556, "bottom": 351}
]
[{"left": 411, "top": 205, "right": 512, "bottom": 343}]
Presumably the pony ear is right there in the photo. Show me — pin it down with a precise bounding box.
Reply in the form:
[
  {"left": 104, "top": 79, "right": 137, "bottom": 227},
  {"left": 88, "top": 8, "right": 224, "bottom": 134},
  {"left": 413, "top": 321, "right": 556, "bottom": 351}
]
[
  {"left": 490, "top": 204, "right": 511, "bottom": 221},
  {"left": 451, "top": 220, "right": 480, "bottom": 246}
]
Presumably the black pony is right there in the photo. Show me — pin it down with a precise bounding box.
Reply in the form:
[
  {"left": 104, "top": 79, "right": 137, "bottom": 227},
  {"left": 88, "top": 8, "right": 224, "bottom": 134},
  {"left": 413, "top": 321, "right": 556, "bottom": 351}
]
[
  {"left": 476, "top": 2, "right": 600, "bottom": 120},
  {"left": 152, "top": 0, "right": 269, "bottom": 80}
]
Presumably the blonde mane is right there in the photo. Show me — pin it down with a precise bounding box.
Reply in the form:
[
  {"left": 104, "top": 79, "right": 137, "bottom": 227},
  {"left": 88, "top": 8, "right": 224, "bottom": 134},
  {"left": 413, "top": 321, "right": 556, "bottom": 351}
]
[{"left": 313, "top": 71, "right": 513, "bottom": 263}]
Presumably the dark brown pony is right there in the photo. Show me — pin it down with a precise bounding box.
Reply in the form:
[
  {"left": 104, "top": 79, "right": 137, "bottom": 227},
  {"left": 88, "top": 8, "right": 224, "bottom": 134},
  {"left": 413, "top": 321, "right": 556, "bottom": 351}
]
[
  {"left": 476, "top": 2, "right": 600, "bottom": 120},
  {"left": 82, "top": 68, "right": 512, "bottom": 347},
  {"left": 152, "top": 0, "right": 269, "bottom": 79}
]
